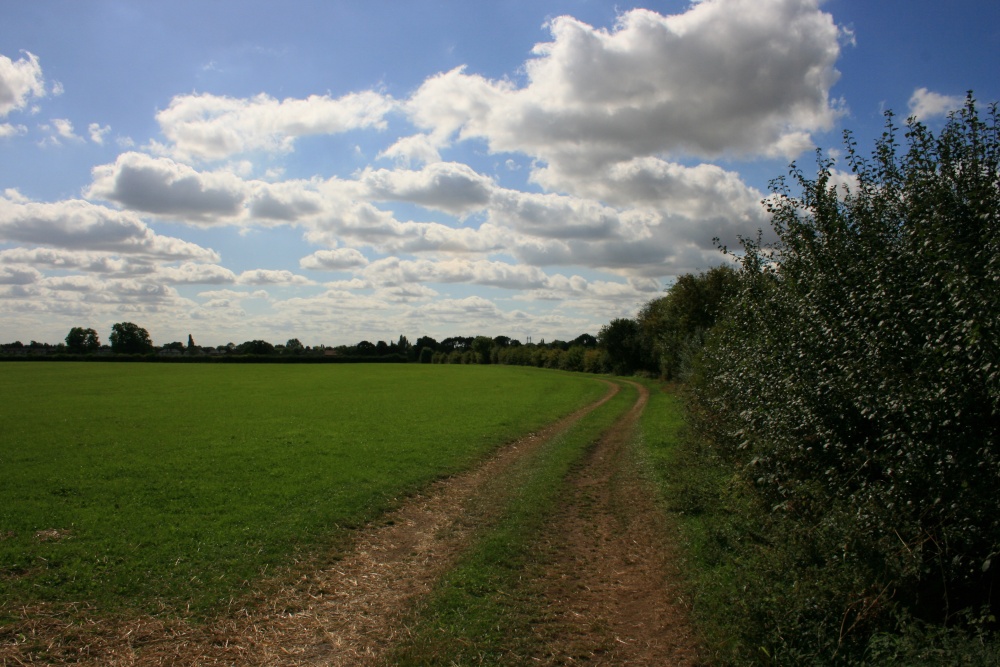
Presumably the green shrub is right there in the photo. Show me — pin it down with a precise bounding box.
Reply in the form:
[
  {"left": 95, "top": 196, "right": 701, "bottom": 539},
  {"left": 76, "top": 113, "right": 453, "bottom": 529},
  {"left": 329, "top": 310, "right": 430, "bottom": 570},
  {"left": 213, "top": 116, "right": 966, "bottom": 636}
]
[{"left": 691, "top": 95, "right": 999, "bottom": 661}]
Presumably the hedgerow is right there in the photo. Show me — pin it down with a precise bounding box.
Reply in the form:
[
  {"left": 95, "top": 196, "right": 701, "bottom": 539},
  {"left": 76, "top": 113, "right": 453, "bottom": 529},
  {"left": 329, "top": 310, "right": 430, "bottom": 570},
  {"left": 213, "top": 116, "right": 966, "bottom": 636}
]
[{"left": 690, "top": 94, "right": 999, "bottom": 662}]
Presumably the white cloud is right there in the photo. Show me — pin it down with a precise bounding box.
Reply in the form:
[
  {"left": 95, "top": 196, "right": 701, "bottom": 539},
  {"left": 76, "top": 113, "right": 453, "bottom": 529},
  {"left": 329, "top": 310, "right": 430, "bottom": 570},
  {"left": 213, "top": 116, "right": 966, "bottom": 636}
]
[
  {"left": 0, "top": 123, "right": 26, "bottom": 138},
  {"left": 237, "top": 269, "right": 315, "bottom": 285},
  {"left": 375, "top": 283, "right": 440, "bottom": 302},
  {"left": 38, "top": 274, "right": 105, "bottom": 292},
  {"left": 0, "top": 264, "right": 42, "bottom": 285},
  {"left": 378, "top": 133, "right": 443, "bottom": 165},
  {"left": 299, "top": 248, "right": 370, "bottom": 271},
  {"left": 155, "top": 263, "right": 237, "bottom": 284},
  {"left": 88, "top": 122, "right": 111, "bottom": 144},
  {"left": 908, "top": 87, "right": 964, "bottom": 120},
  {"left": 155, "top": 90, "right": 396, "bottom": 161},
  {"left": 52, "top": 118, "right": 82, "bottom": 141},
  {"left": 405, "top": 0, "right": 843, "bottom": 174},
  {"left": 361, "top": 257, "right": 550, "bottom": 290},
  {"left": 88, "top": 152, "right": 248, "bottom": 223},
  {"left": 359, "top": 162, "right": 494, "bottom": 217},
  {"left": 249, "top": 180, "right": 325, "bottom": 222},
  {"left": 0, "top": 247, "right": 147, "bottom": 276},
  {"left": 0, "top": 51, "right": 46, "bottom": 117},
  {"left": 0, "top": 193, "right": 220, "bottom": 261}
]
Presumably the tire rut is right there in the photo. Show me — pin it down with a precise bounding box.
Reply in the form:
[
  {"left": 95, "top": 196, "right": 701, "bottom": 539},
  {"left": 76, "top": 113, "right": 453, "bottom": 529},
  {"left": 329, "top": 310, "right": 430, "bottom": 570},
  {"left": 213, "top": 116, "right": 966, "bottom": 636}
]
[{"left": 529, "top": 381, "right": 703, "bottom": 665}]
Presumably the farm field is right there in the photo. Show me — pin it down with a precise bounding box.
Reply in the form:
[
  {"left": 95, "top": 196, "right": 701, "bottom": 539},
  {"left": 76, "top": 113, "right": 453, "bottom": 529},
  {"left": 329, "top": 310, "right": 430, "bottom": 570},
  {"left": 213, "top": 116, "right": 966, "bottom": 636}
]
[{"left": 0, "top": 362, "right": 607, "bottom": 625}]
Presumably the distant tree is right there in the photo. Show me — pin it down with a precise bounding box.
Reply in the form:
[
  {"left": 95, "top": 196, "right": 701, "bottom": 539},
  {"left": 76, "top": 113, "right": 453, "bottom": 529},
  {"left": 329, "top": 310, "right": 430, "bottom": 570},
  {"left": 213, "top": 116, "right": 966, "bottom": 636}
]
[
  {"left": 162, "top": 341, "right": 185, "bottom": 352},
  {"left": 472, "top": 336, "right": 493, "bottom": 364},
  {"left": 109, "top": 322, "right": 153, "bottom": 354},
  {"left": 597, "top": 318, "right": 642, "bottom": 375},
  {"left": 187, "top": 334, "right": 196, "bottom": 350},
  {"left": 285, "top": 338, "right": 304, "bottom": 353},
  {"left": 419, "top": 346, "right": 434, "bottom": 364},
  {"left": 570, "top": 333, "right": 598, "bottom": 348},
  {"left": 638, "top": 264, "right": 739, "bottom": 379},
  {"left": 492, "top": 335, "right": 513, "bottom": 348},
  {"left": 441, "top": 336, "right": 473, "bottom": 352},
  {"left": 65, "top": 327, "right": 100, "bottom": 353},
  {"left": 355, "top": 340, "right": 376, "bottom": 356},
  {"left": 238, "top": 339, "right": 275, "bottom": 355},
  {"left": 415, "top": 335, "right": 438, "bottom": 352}
]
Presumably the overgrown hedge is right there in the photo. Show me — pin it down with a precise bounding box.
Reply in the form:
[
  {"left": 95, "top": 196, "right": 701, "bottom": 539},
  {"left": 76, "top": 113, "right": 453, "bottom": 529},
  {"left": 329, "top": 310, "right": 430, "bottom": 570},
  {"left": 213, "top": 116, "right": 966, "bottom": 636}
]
[{"left": 688, "top": 95, "right": 999, "bottom": 662}]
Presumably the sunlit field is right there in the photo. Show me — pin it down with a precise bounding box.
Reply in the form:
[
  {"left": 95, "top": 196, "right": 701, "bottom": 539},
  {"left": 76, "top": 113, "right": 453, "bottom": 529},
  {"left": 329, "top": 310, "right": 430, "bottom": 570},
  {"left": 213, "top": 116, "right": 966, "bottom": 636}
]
[{"left": 0, "top": 362, "right": 605, "bottom": 622}]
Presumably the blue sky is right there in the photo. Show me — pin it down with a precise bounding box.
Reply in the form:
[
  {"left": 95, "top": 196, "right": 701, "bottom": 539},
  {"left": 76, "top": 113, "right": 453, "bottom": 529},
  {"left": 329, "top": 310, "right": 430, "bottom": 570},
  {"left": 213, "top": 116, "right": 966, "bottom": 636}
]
[{"left": 1, "top": 0, "right": 997, "bottom": 347}]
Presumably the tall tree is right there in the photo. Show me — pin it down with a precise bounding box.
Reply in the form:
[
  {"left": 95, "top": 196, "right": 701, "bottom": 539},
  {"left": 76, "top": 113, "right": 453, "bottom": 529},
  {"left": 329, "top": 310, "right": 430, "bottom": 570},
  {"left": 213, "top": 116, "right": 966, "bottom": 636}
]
[
  {"left": 598, "top": 318, "right": 642, "bottom": 375},
  {"left": 109, "top": 322, "right": 152, "bottom": 354},
  {"left": 65, "top": 327, "right": 100, "bottom": 353}
]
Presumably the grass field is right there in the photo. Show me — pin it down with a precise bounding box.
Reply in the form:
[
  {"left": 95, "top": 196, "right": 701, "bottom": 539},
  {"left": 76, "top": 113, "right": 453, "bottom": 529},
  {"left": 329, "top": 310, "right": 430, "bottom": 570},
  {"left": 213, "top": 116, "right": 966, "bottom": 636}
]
[{"left": 0, "top": 362, "right": 606, "bottom": 624}]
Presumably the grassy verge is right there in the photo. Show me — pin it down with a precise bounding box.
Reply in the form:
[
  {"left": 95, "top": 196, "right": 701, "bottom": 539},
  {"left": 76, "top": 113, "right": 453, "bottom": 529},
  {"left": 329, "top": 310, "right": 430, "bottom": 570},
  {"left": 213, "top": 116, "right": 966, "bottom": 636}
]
[
  {"left": 389, "top": 380, "right": 637, "bottom": 665},
  {"left": 0, "top": 363, "right": 605, "bottom": 623},
  {"left": 636, "top": 383, "right": 750, "bottom": 663}
]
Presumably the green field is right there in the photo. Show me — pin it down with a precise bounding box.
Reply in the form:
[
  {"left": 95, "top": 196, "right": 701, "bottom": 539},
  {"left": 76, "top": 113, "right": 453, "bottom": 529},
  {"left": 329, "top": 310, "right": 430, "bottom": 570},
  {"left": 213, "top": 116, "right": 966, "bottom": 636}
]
[{"left": 0, "top": 362, "right": 606, "bottom": 623}]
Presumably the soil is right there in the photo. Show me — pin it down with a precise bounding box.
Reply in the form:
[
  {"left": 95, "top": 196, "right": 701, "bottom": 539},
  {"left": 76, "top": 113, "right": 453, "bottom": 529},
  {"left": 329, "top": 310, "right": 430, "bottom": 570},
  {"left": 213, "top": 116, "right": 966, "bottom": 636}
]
[
  {"left": 1, "top": 380, "right": 702, "bottom": 665},
  {"left": 528, "top": 381, "right": 703, "bottom": 665}
]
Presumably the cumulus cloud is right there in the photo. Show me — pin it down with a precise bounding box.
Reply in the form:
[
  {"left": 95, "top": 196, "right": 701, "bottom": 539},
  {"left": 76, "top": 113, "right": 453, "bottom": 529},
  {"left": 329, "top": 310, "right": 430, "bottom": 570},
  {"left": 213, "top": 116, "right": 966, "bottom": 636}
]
[
  {"left": 0, "top": 193, "right": 220, "bottom": 261},
  {"left": 0, "top": 264, "right": 42, "bottom": 285},
  {"left": 378, "top": 133, "right": 443, "bottom": 165},
  {"left": 299, "top": 248, "right": 370, "bottom": 271},
  {"left": 249, "top": 180, "right": 325, "bottom": 222},
  {"left": 155, "top": 90, "right": 396, "bottom": 161},
  {"left": 359, "top": 162, "right": 494, "bottom": 217},
  {"left": 0, "top": 247, "right": 154, "bottom": 275},
  {"left": 908, "top": 87, "right": 965, "bottom": 120},
  {"left": 405, "top": 0, "right": 842, "bottom": 174},
  {"left": 88, "top": 152, "right": 248, "bottom": 223},
  {"left": 362, "top": 257, "right": 550, "bottom": 290},
  {"left": 237, "top": 269, "right": 315, "bottom": 286},
  {"left": 0, "top": 51, "right": 46, "bottom": 117},
  {"left": 156, "top": 262, "right": 237, "bottom": 284}
]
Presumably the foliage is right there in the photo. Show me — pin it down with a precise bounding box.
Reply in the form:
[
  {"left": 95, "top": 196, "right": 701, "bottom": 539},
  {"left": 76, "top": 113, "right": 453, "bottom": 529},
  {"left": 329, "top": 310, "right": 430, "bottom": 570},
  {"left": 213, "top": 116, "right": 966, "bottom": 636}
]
[
  {"left": 237, "top": 339, "right": 275, "bottom": 355},
  {"left": 108, "top": 322, "right": 152, "bottom": 354},
  {"left": 598, "top": 317, "right": 644, "bottom": 375},
  {"left": 690, "top": 94, "right": 1000, "bottom": 660},
  {"left": 64, "top": 327, "right": 99, "bottom": 353},
  {"left": 637, "top": 265, "right": 739, "bottom": 380}
]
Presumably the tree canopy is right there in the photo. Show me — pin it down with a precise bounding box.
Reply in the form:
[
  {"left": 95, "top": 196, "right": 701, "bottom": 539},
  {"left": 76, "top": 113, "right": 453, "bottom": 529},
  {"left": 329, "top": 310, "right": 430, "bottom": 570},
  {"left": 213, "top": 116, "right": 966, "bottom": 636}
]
[
  {"left": 109, "top": 322, "right": 153, "bottom": 354},
  {"left": 65, "top": 327, "right": 100, "bottom": 353}
]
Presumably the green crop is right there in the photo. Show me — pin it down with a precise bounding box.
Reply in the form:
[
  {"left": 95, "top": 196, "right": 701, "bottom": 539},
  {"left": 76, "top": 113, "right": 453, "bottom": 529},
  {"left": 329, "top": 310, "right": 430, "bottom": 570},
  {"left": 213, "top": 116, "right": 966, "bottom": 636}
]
[{"left": 0, "top": 363, "right": 605, "bottom": 622}]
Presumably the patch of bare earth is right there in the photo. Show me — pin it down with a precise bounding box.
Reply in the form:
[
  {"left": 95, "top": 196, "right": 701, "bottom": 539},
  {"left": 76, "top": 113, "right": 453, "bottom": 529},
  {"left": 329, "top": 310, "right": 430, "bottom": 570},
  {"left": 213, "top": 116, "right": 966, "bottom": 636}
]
[
  {"left": 1, "top": 382, "right": 619, "bottom": 666},
  {"left": 529, "top": 382, "right": 704, "bottom": 665}
]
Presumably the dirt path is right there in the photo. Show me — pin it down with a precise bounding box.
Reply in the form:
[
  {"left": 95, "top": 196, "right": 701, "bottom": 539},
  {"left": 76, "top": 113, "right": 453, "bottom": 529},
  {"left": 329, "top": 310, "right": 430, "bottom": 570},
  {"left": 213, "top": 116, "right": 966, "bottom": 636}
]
[
  {"left": 3, "top": 382, "right": 623, "bottom": 666},
  {"left": 529, "top": 382, "right": 703, "bottom": 665}
]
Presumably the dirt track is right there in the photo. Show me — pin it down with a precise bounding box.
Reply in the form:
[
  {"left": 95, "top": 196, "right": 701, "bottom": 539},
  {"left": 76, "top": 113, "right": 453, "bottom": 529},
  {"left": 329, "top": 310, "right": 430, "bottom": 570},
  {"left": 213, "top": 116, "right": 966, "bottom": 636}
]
[
  {"left": 2, "top": 380, "right": 701, "bottom": 665},
  {"left": 528, "top": 381, "right": 702, "bottom": 665}
]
